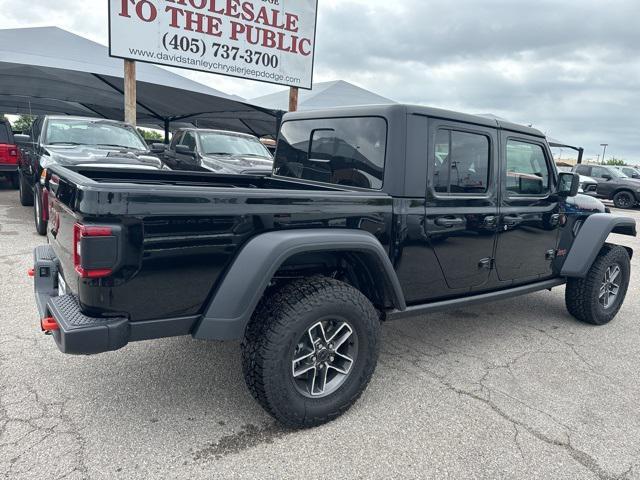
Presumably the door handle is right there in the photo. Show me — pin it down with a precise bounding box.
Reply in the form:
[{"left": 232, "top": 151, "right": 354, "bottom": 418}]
[
  {"left": 435, "top": 217, "right": 465, "bottom": 228},
  {"left": 503, "top": 215, "right": 523, "bottom": 226},
  {"left": 483, "top": 216, "right": 498, "bottom": 228}
]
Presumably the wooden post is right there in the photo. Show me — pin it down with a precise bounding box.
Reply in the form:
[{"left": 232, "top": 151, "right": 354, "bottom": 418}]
[
  {"left": 288, "top": 87, "right": 299, "bottom": 112},
  {"left": 124, "top": 60, "right": 137, "bottom": 126}
]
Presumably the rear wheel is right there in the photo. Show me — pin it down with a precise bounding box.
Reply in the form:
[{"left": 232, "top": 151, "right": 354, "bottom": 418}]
[
  {"left": 565, "top": 244, "right": 630, "bottom": 325},
  {"left": 18, "top": 171, "right": 33, "bottom": 206},
  {"left": 612, "top": 190, "right": 636, "bottom": 209},
  {"left": 242, "top": 277, "right": 380, "bottom": 428},
  {"left": 33, "top": 184, "right": 47, "bottom": 236}
]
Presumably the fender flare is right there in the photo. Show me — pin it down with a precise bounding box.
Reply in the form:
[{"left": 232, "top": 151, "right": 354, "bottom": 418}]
[
  {"left": 193, "top": 229, "right": 406, "bottom": 341},
  {"left": 561, "top": 214, "right": 636, "bottom": 278}
]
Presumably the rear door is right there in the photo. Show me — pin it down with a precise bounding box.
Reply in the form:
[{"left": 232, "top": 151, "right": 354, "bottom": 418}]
[
  {"left": 163, "top": 131, "right": 183, "bottom": 170},
  {"left": 494, "top": 134, "right": 560, "bottom": 282},
  {"left": 589, "top": 165, "right": 617, "bottom": 198},
  {"left": 175, "top": 131, "right": 199, "bottom": 171},
  {"left": 424, "top": 120, "right": 499, "bottom": 291}
]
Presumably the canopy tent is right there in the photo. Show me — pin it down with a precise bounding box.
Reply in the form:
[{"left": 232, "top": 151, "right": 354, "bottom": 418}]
[
  {"left": 0, "top": 27, "right": 282, "bottom": 139},
  {"left": 251, "top": 80, "right": 395, "bottom": 111}
]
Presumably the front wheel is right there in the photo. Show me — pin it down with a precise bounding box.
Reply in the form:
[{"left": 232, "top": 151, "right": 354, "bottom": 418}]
[
  {"left": 33, "top": 184, "right": 47, "bottom": 236},
  {"left": 242, "top": 277, "right": 380, "bottom": 428},
  {"left": 612, "top": 190, "right": 636, "bottom": 209},
  {"left": 18, "top": 171, "right": 34, "bottom": 206},
  {"left": 565, "top": 244, "right": 630, "bottom": 325}
]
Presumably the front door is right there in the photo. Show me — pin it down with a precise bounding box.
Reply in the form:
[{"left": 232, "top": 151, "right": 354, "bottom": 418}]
[
  {"left": 494, "top": 134, "right": 561, "bottom": 282},
  {"left": 589, "top": 165, "right": 617, "bottom": 198},
  {"left": 425, "top": 121, "right": 499, "bottom": 292}
]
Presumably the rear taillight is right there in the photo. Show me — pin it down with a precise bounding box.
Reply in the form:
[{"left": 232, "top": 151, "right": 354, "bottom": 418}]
[
  {"left": 0, "top": 144, "right": 18, "bottom": 164},
  {"left": 73, "top": 224, "right": 114, "bottom": 278}
]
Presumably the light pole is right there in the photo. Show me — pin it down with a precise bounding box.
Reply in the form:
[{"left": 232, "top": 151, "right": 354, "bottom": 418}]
[{"left": 600, "top": 144, "right": 608, "bottom": 165}]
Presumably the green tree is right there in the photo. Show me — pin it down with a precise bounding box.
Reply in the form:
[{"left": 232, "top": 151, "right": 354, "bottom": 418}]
[
  {"left": 12, "top": 115, "right": 35, "bottom": 133},
  {"left": 137, "top": 128, "right": 163, "bottom": 142},
  {"left": 605, "top": 157, "right": 625, "bottom": 166}
]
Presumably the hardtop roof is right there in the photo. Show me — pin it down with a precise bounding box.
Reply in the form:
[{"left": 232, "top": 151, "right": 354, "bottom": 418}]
[{"left": 283, "top": 104, "right": 545, "bottom": 138}]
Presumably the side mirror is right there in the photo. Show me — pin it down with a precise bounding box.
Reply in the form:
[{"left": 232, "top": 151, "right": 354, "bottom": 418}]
[
  {"left": 175, "top": 145, "right": 194, "bottom": 156},
  {"left": 633, "top": 173, "right": 640, "bottom": 179},
  {"left": 558, "top": 172, "right": 580, "bottom": 197},
  {"left": 150, "top": 143, "right": 166, "bottom": 154},
  {"left": 601, "top": 174, "right": 612, "bottom": 181},
  {"left": 14, "top": 134, "right": 32, "bottom": 145}
]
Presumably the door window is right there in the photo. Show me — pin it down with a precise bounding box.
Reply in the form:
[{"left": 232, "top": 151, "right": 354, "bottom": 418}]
[
  {"left": 0, "top": 122, "right": 10, "bottom": 143},
  {"left": 170, "top": 132, "right": 183, "bottom": 149},
  {"left": 180, "top": 132, "right": 197, "bottom": 152},
  {"left": 574, "top": 165, "right": 591, "bottom": 176},
  {"left": 590, "top": 166, "right": 610, "bottom": 178},
  {"left": 505, "top": 140, "right": 551, "bottom": 195},
  {"left": 433, "top": 129, "right": 490, "bottom": 194}
]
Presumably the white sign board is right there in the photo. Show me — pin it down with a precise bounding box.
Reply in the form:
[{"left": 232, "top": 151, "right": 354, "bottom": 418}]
[{"left": 109, "top": 0, "right": 318, "bottom": 89}]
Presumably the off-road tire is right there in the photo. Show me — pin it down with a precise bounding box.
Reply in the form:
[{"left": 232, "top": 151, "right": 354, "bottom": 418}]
[
  {"left": 565, "top": 244, "right": 630, "bottom": 325},
  {"left": 241, "top": 277, "right": 380, "bottom": 428},
  {"left": 18, "top": 172, "right": 33, "bottom": 206},
  {"left": 34, "top": 184, "right": 47, "bottom": 236},
  {"left": 612, "top": 190, "right": 636, "bottom": 209}
]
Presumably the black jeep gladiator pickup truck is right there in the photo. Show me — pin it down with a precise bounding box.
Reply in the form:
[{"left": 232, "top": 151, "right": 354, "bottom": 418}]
[{"left": 32, "top": 105, "right": 636, "bottom": 428}]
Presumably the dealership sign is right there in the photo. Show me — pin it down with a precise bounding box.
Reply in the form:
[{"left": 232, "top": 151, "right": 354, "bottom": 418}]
[{"left": 109, "top": 0, "right": 318, "bottom": 89}]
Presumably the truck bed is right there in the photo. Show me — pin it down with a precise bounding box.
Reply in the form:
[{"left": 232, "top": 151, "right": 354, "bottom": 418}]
[{"left": 46, "top": 165, "right": 393, "bottom": 323}]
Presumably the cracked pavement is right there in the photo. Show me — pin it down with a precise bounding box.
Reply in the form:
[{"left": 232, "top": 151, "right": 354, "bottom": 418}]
[{"left": 1, "top": 182, "right": 640, "bottom": 479}]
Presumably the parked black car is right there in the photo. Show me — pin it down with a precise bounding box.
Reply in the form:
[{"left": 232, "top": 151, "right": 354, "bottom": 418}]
[
  {"left": 0, "top": 117, "right": 20, "bottom": 188},
  {"left": 17, "top": 116, "right": 166, "bottom": 235},
  {"left": 161, "top": 128, "right": 273, "bottom": 174},
  {"left": 33, "top": 105, "right": 635, "bottom": 428},
  {"left": 574, "top": 164, "right": 640, "bottom": 209}
]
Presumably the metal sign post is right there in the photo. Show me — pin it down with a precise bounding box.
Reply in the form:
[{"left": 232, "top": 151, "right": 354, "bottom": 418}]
[
  {"left": 124, "top": 59, "right": 136, "bottom": 126},
  {"left": 288, "top": 87, "right": 299, "bottom": 112}
]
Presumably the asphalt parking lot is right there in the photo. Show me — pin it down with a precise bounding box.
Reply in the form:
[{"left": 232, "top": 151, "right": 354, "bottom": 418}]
[{"left": 1, "top": 180, "right": 640, "bottom": 480}]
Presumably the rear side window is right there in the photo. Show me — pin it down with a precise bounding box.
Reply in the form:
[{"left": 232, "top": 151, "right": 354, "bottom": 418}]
[
  {"left": 574, "top": 165, "right": 591, "bottom": 176},
  {"left": 0, "top": 122, "right": 11, "bottom": 144},
  {"left": 433, "top": 129, "right": 490, "bottom": 194},
  {"left": 506, "top": 140, "right": 551, "bottom": 195},
  {"left": 274, "top": 117, "right": 387, "bottom": 189}
]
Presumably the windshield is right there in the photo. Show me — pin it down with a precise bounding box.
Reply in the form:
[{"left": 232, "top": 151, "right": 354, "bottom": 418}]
[
  {"left": 44, "top": 119, "right": 147, "bottom": 150},
  {"left": 199, "top": 132, "right": 271, "bottom": 157}
]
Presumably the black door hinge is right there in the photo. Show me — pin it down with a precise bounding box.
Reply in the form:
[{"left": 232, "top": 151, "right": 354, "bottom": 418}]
[{"left": 545, "top": 249, "right": 556, "bottom": 260}]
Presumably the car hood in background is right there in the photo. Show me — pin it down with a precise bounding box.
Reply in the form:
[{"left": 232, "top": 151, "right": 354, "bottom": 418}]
[
  {"left": 40, "top": 145, "right": 163, "bottom": 169},
  {"left": 201, "top": 154, "right": 273, "bottom": 174}
]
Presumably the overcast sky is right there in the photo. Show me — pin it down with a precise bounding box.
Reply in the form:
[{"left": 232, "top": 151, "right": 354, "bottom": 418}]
[{"left": 1, "top": 0, "right": 638, "bottom": 162}]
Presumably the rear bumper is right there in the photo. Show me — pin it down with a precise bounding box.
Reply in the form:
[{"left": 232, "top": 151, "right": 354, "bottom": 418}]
[
  {"left": 33, "top": 245, "right": 197, "bottom": 355},
  {"left": 33, "top": 245, "right": 129, "bottom": 355},
  {"left": 0, "top": 164, "right": 17, "bottom": 173}
]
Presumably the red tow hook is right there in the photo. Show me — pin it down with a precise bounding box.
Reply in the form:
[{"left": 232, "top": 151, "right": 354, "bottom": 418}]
[
  {"left": 28, "top": 268, "right": 35, "bottom": 277},
  {"left": 41, "top": 317, "right": 59, "bottom": 333}
]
